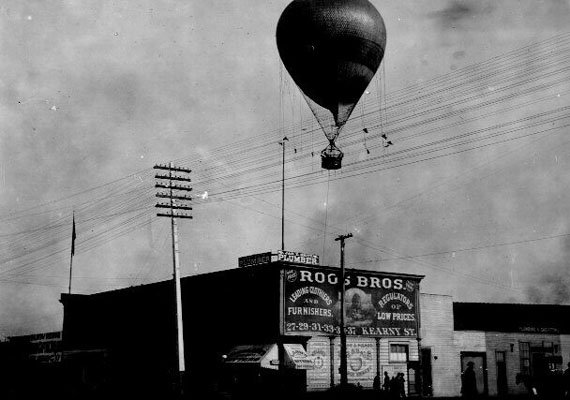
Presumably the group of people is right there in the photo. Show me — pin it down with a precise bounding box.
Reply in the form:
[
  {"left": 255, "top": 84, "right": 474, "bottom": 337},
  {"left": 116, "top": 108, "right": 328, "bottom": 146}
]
[{"left": 373, "top": 371, "right": 406, "bottom": 399}]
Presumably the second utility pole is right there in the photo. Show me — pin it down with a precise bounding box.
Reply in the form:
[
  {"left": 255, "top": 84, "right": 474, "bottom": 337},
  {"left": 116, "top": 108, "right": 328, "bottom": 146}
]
[
  {"left": 335, "top": 232, "right": 353, "bottom": 388},
  {"left": 280, "top": 136, "right": 288, "bottom": 251}
]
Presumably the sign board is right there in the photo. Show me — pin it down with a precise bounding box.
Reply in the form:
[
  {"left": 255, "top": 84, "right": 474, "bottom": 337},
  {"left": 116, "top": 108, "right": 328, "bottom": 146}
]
[
  {"left": 239, "top": 250, "right": 319, "bottom": 268},
  {"left": 260, "top": 344, "right": 279, "bottom": 370},
  {"left": 284, "top": 343, "right": 314, "bottom": 370},
  {"left": 9, "top": 331, "right": 63, "bottom": 364},
  {"left": 518, "top": 326, "right": 559, "bottom": 334},
  {"left": 283, "top": 267, "right": 421, "bottom": 337},
  {"left": 277, "top": 251, "right": 319, "bottom": 265},
  {"left": 333, "top": 338, "right": 376, "bottom": 387},
  {"left": 238, "top": 252, "right": 273, "bottom": 268},
  {"left": 307, "top": 339, "right": 331, "bottom": 389},
  {"left": 225, "top": 345, "right": 271, "bottom": 365}
]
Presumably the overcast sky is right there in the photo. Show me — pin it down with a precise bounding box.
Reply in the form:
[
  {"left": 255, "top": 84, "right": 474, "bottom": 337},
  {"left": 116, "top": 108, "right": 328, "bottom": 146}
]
[{"left": 1, "top": 0, "right": 570, "bottom": 337}]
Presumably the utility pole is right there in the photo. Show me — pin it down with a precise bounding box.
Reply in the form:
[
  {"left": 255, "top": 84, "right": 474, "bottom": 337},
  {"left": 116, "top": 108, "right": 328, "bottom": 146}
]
[
  {"left": 155, "top": 162, "right": 192, "bottom": 397},
  {"left": 335, "top": 232, "right": 352, "bottom": 388},
  {"left": 280, "top": 136, "right": 288, "bottom": 251}
]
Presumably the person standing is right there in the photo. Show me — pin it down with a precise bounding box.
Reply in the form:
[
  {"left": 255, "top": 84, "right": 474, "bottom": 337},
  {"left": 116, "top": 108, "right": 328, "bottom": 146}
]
[
  {"left": 461, "top": 361, "right": 477, "bottom": 399},
  {"left": 563, "top": 362, "right": 570, "bottom": 399},
  {"left": 373, "top": 373, "right": 381, "bottom": 392},
  {"left": 390, "top": 374, "right": 400, "bottom": 399},
  {"left": 383, "top": 371, "right": 391, "bottom": 393},
  {"left": 397, "top": 373, "right": 406, "bottom": 399}
]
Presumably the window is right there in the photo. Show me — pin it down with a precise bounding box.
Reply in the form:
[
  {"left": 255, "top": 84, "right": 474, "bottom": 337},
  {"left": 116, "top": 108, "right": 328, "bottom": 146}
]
[
  {"left": 390, "top": 344, "right": 408, "bottom": 363},
  {"left": 519, "top": 342, "right": 530, "bottom": 374},
  {"left": 542, "top": 341, "right": 553, "bottom": 352},
  {"left": 496, "top": 351, "right": 505, "bottom": 363}
]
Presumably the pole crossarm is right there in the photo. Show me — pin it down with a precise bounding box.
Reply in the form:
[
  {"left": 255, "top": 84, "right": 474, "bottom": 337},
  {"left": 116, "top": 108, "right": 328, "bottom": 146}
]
[
  {"left": 155, "top": 182, "right": 193, "bottom": 191},
  {"left": 335, "top": 233, "right": 353, "bottom": 242},
  {"left": 154, "top": 164, "right": 192, "bottom": 173},
  {"left": 156, "top": 193, "right": 193, "bottom": 201},
  {"left": 156, "top": 213, "right": 193, "bottom": 219},
  {"left": 156, "top": 203, "right": 193, "bottom": 211},
  {"left": 155, "top": 174, "right": 192, "bottom": 182}
]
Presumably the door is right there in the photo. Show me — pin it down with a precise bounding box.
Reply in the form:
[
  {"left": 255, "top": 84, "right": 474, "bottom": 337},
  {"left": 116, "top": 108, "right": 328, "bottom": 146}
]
[
  {"left": 420, "top": 348, "right": 433, "bottom": 397},
  {"left": 496, "top": 351, "right": 508, "bottom": 397},
  {"left": 460, "top": 352, "right": 488, "bottom": 396},
  {"left": 407, "top": 361, "right": 420, "bottom": 395}
]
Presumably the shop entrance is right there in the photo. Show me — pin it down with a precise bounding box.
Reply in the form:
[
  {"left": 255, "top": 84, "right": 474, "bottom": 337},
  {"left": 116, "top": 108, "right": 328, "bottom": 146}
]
[
  {"left": 460, "top": 352, "right": 488, "bottom": 396},
  {"left": 420, "top": 348, "right": 433, "bottom": 397}
]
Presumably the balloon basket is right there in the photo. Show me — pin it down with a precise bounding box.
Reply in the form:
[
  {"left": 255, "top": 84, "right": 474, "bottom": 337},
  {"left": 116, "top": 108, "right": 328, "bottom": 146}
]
[{"left": 321, "top": 144, "right": 343, "bottom": 170}]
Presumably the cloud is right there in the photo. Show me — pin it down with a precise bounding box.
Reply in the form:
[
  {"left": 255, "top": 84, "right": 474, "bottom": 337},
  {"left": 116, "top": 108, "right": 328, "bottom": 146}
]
[
  {"left": 453, "top": 50, "right": 466, "bottom": 59},
  {"left": 525, "top": 235, "right": 570, "bottom": 304},
  {"left": 428, "top": 0, "right": 495, "bottom": 30},
  {"left": 432, "top": 2, "right": 473, "bottom": 24}
]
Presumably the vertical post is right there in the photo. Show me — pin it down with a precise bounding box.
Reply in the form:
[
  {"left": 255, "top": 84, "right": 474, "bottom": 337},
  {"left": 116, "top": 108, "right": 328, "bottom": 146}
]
[
  {"left": 67, "top": 247, "right": 74, "bottom": 295},
  {"left": 280, "top": 136, "right": 288, "bottom": 251},
  {"left": 415, "top": 282, "right": 422, "bottom": 397},
  {"left": 335, "top": 233, "right": 352, "bottom": 388},
  {"left": 154, "top": 162, "right": 192, "bottom": 397},
  {"left": 67, "top": 211, "right": 76, "bottom": 295},
  {"left": 329, "top": 337, "right": 335, "bottom": 388},
  {"left": 169, "top": 161, "right": 186, "bottom": 394},
  {"left": 376, "top": 337, "right": 381, "bottom": 377},
  {"left": 67, "top": 257, "right": 73, "bottom": 294}
]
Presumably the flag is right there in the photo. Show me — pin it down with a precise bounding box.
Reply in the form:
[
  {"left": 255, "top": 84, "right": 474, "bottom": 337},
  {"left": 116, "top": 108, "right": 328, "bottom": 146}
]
[{"left": 71, "top": 213, "right": 76, "bottom": 257}]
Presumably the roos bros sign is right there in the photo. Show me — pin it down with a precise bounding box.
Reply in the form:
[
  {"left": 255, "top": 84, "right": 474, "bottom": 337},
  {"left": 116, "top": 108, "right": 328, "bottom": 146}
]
[{"left": 283, "top": 268, "right": 421, "bottom": 337}]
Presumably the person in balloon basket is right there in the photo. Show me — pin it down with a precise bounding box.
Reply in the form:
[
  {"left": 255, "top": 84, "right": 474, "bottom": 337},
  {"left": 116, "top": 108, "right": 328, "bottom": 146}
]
[{"left": 461, "top": 361, "right": 477, "bottom": 399}]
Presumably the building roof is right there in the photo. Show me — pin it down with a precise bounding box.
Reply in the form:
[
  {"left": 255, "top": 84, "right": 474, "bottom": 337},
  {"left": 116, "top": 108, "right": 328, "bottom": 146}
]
[{"left": 453, "top": 302, "right": 570, "bottom": 334}]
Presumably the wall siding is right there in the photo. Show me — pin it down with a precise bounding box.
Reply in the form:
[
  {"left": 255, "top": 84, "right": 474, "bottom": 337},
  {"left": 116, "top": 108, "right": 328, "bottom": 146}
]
[
  {"left": 454, "top": 331, "right": 486, "bottom": 352},
  {"left": 420, "top": 293, "right": 460, "bottom": 397},
  {"left": 561, "top": 334, "right": 570, "bottom": 368}
]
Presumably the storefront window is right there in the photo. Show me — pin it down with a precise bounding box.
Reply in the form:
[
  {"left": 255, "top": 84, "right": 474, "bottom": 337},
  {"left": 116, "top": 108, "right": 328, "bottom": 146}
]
[
  {"left": 519, "top": 342, "right": 530, "bottom": 374},
  {"left": 390, "top": 344, "right": 408, "bottom": 363}
]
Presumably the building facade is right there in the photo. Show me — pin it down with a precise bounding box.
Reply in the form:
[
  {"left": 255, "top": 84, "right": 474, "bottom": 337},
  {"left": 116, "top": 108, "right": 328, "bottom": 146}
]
[
  {"left": 57, "top": 251, "right": 570, "bottom": 398},
  {"left": 419, "top": 296, "right": 570, "bottom": 397}
]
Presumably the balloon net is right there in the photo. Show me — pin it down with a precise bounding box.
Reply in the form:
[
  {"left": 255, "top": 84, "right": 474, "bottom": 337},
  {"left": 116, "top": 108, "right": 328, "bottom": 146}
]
[{"left": 300, "top": 91, "right": 354, "bottom": 143}]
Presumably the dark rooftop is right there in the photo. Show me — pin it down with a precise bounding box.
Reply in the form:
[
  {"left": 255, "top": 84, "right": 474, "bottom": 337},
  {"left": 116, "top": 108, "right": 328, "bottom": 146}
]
[{"left": 454, "top": 302, "right": 570, "bottom": 334}]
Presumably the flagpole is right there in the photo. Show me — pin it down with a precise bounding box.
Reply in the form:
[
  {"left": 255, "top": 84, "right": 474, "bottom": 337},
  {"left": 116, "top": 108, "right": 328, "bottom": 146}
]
[{"left": 68, "top": 211, "right": 76, "bottom": 295}]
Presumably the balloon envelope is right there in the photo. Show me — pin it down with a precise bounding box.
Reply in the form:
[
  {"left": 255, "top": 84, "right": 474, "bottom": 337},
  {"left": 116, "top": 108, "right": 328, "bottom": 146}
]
[{"left": 276, "top": 0, "right": 386, "bottom": 129}]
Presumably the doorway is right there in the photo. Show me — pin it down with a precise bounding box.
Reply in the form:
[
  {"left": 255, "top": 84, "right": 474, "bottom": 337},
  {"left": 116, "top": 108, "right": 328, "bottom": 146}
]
[
  {"left": 460, "top": 352, "right": 488, "bottom": 396},
  {"left": 420, "top": 348, "right": 433, "bottom": 397},
  {"left": 496, "top": 351, "right": 507, "bottom": 397}
]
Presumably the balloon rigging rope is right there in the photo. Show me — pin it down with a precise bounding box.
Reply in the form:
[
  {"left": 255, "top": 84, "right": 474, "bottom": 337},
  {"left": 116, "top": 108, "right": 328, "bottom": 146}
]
[
  {"left": 321, "top": 170, "right": 331, "bottom": 261},
  {"left": 382, "top": 62, "right": 387, "bottom": 128}
]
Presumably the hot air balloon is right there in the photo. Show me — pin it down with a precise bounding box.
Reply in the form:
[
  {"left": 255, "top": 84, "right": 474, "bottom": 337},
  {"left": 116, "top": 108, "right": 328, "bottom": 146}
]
[{"left": 276, "top": 0, "right": 386, "bottom": 170}]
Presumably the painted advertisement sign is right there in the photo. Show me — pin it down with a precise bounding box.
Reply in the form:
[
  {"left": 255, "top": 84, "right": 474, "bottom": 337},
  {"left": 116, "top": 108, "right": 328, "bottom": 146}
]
[
  {"left": 239, "top": 250, "right": 319, "bottom": 268},
  {"left": 333, "top": 338, "right": 376, "bottom": 387},
  {"left": 283, "top": 267, "right": 421, "bottom": 337},
  {"left": 307, "top": 339, "right": 331, "bottom": 389}
]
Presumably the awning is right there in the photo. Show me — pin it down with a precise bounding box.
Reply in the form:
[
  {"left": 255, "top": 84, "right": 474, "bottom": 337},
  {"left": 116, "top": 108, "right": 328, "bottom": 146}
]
[
  {"left": 224, "top": 344, "right": 279, "bottom": 370},
  {"left": 283, "top": 343, "right": 314, "bottom": 370},
  {"left": 224, "top": 344, "right": 314, "bottom": 370}
]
